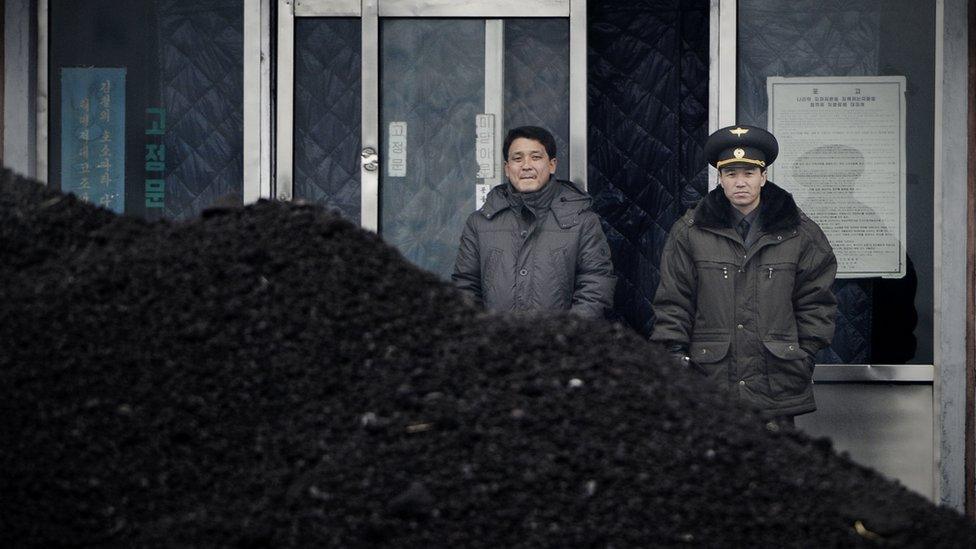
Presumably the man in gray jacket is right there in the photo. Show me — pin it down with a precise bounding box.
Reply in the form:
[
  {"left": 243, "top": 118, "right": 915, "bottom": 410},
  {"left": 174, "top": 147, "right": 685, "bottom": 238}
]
[
  {"left": 651, "top": 125, "right": 837, "bottom": 423},
  {"left": 452, "top": 126, "right": 615, "bottom": 318}
]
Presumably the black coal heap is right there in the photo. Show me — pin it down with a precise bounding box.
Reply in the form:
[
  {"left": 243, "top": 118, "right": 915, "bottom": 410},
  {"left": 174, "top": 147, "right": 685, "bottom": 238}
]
[{"left": 1, "top": 169, "right": 972, "bottom": 547}]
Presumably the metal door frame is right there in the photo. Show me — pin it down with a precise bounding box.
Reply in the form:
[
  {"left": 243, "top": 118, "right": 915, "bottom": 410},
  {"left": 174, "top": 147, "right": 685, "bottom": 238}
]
[{"left": 275, "top": 0, "right": 586, "bottom": 232}]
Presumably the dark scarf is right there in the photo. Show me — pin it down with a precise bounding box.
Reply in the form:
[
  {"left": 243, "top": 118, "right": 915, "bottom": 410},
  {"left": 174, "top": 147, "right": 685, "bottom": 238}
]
[{"left": 506, "top": 179, "right": 561, "bottom": 220}]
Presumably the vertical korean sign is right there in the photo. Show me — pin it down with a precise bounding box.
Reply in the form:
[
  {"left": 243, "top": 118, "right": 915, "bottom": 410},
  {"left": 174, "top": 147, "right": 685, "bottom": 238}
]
[
  {"left": 61, "top": 68, "right": 126, "bottom": 213},
  {"left": 475, "top": 114, "right": 495, "bottom": 210},
  {"left": 145, "top": 107, "right": 167, "bottom": 215},
  {"left": 388, "top": 122, "right": 407, "bottom": 178},
  {"left": 767, "top": 76, "right": 907, "bottom": 278}
]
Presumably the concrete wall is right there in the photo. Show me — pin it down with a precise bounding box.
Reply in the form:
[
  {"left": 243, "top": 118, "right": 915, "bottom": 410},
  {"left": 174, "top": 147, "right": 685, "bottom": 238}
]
[{"left": 937, "top": 0, "right": 971, "bottom": 511}]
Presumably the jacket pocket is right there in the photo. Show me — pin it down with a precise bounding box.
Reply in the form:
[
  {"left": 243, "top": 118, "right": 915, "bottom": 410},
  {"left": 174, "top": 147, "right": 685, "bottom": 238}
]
[
  {"left": 687, "top": 339, "right": 731, "bottom": 378},
  {"left": 694, "top": 261, "right": 735, "bottom": 331},
  {"left": 762, "top": 339, "right": 811, "bottom": 398},
  {"left": 689, "top": 340, "right": 731, "bottom": 364}
]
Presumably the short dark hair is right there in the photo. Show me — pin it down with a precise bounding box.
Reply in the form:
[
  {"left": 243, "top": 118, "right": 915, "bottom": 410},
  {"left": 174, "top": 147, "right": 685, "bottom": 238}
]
[{"left": 503, "top": 126, "right": 557, "bottom": 161}]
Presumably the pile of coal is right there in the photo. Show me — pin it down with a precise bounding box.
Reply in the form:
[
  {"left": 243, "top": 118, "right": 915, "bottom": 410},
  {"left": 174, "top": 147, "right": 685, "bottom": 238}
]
[{"left": 1, "top": 168, "right": 973, "bottom": 547}]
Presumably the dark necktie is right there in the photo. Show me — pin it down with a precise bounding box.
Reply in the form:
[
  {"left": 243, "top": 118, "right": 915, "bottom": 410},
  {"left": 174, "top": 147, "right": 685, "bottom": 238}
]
[{"left": 736, "top": 218, "right": 750, "bottom": 242}]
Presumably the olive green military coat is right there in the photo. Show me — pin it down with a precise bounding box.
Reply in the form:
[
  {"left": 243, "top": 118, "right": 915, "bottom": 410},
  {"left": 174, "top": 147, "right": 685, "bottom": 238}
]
[{"left": 651, "top": 182, "right": 837, "bottom": 418}]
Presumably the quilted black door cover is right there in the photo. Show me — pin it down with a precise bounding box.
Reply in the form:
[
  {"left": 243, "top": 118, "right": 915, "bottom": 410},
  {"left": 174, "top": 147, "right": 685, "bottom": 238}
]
[{"left": 588, "top": 0, "right": 710, "bottom": 336}]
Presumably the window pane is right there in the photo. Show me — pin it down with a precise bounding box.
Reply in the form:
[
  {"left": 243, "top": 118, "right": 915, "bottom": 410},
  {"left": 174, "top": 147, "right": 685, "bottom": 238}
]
[
  {"left": 294, "top": 18, "right": 362, "bottom": 222},
  {"left": 379, "top": 19, "right": 487, "bottom": 279},
  {"left": 736, "top": 0, "right": 935, "bottom": 364},
  {"left": 49, "top": 0, "right": 245, "bottom": 221},
  {"left": 504, "top": 18, "right": 570, "bottom": 182}
]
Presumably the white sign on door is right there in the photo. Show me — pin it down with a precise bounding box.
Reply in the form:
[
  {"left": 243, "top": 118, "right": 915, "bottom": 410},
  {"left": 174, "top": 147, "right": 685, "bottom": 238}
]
[
  {"left": 475, "top": 114, "right": 496, "bottom": 210},
  {"left": 475, "top": 114, "right": 495, "bottom": 179},
  {"left": 475, "top": 183, "right": 492, "bottom": 210},
  {"left": 388, "top": 121, "right": 407, "bottom": 177}
]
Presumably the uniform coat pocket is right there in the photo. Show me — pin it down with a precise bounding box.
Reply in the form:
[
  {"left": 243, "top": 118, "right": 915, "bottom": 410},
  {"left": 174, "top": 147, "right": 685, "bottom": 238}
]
[{"left": 762, "top": 339, "right": 811, "bottom": 397}]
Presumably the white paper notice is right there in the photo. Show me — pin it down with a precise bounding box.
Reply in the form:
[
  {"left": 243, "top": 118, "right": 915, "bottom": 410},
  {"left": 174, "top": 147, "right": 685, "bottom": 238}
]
[
  {"left": 476, "top": 183, "right": 492, "bottom": 211},
  {"left": 388, "top": 121, "right": 407, "bottom": 177},
  {"left": 475, "top": 114, "right": 495, "bottom": 179},
  {"left": 767, "top": 76, "right": 907, "bottom": 278}
]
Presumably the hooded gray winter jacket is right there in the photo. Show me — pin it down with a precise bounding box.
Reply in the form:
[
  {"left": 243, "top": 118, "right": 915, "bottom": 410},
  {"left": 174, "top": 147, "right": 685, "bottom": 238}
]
[{"left": 452, "top": 180, "right": 615, "bottom": 318}]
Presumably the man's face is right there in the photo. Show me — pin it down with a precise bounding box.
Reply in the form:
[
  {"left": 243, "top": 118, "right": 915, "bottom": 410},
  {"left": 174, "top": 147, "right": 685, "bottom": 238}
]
[
  {"left": 505, "top": 137, "right": 557, "bottom": 193},
  {"left": 719, "top": 165, "right": 766, "bottom": 214}
]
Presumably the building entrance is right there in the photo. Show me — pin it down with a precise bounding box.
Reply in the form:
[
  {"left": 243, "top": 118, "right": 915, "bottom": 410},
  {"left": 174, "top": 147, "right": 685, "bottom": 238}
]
[{"left": 277, "top": 0, "right": 584, "bottom": 277}]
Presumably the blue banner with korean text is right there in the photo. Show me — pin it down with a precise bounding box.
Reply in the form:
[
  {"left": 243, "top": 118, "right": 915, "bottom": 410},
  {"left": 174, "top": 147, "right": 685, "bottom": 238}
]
[{"left": 61, "top": 67, "right": 126, "bottom": 213}]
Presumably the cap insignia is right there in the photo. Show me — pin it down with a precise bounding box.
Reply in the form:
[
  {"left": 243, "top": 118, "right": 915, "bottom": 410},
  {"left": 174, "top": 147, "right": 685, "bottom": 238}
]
[
  {"left": 729, "top": 127, "right": 749, "bottom": 137},
  {"left": 733, "top": 148, "right": 745, "bottom": 159}
]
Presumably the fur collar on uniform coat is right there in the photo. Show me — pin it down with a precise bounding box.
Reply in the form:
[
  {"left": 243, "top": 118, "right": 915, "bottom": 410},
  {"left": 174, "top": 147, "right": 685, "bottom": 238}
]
[{"left": 693, "top": 180, "right": 802, "bottom": 233}]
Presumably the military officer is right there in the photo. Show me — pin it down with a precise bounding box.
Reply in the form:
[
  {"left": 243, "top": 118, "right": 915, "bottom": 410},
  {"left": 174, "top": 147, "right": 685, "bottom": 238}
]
[{"left": 651, "top": 125, "right": 837, "bottom": 423}]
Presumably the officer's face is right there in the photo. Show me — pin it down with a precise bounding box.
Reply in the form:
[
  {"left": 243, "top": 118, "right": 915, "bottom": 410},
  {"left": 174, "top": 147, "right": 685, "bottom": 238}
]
[
  {"left": 719, "top": 165, "right": 766, "bottom": 214},
  {"left": 505, "top": 138, "right": 557, "bottom": 193}
]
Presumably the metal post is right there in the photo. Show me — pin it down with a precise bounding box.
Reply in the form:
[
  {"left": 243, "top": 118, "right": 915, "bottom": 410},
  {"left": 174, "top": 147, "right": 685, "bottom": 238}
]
[
  {"left": 935, "top": 0, "right": 970, "bottom": 511},
  {"left": 569, "top": 0, "right": 586, "bottom": 189},
  {"left": 361, "top": 0, "right": 379, "bottom": 231},
  {"left": 36, "top": 0, "right": 48, "bottom": 183},
  {"left": 243, "top": 0, "right": 268, "bottom": 204},
  {"left": 484, "top": 19, "right": 504, "bottom": 191},
  {"left": 275, "top": 0, "right": 295, "bottom": 201}
]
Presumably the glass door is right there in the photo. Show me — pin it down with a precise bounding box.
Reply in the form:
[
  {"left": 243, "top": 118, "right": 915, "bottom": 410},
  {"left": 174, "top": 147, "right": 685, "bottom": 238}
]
[
  {"left": 277, "top": 0, "right": 585, "bottom": 277},
  {"left": 379, "top": 17, "right": 570, "bottom": 277}
]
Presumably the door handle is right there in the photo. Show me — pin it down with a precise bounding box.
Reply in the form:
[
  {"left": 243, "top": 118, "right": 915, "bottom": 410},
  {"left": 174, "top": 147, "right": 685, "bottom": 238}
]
[{"left": 362, "top": 147, "right": 378, "bottom": 172}]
